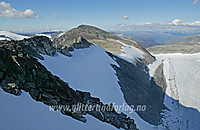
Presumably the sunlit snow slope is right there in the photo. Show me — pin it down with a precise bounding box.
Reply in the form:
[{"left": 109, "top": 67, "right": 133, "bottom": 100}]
[
  {"left": 35, "top": 34, "right": 53, "bottom": 40},
  {"left": 0, "top": 31, "right": 29, "bottom": 40},
  {"left": 117, "top": 40, "right": 144, "bottom": 63},
  {"left": 0, "top": 88, "right": 118, "bottom": 130}
]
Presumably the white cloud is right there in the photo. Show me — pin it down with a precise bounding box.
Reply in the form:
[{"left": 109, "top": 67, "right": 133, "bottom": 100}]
[
  {"left": 0, "top": 2, "right": 39, "bottom": 18},
  {"left": 193, "top": 0, "right": 199, "bottom": 5},
  {"left": 144, "top": 22, "right": 152, "bottom": 25},
  {"left": 170, "top": 19, "right": 200, "bottom": 26},
  {"left": 119, "top": 15, "right": 129, "bottom": 19},
  {"left": 172, "top": 19, "right": 181, "bottom": 25}
]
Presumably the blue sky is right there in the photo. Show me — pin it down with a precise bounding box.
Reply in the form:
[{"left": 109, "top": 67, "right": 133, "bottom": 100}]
[{"left": 0, "top": 0, "right": 200, "bottom": 32}]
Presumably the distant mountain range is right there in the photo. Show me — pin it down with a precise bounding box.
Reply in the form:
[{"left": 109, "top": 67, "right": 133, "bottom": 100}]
[
  {"left": 163, "top": 33, "right": 200, "bottom": 45},
  {"left": 114, "top": 31, "right": 192, "bottom": 44},
  {"left": 111, "top": 32, "right": 161, "bottom": 48},
  {"left": 147, "top": 33, "right": 200, "bottom": 54}
]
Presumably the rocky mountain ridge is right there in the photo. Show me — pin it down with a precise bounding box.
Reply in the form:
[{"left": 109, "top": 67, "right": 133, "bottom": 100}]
[
  {"left": 0, "top": 27, "right": 169, "bottom": 129},
  {"left": 53, "top": 25, "right": 155, "bottom": 65},
  {"left": 0, "top": 38, "right": 138, "bottom": 130}
]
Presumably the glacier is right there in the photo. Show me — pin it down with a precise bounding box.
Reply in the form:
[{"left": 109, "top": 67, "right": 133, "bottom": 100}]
[{"left": 148, "top": 53, "right": 200, "bottom": 130}]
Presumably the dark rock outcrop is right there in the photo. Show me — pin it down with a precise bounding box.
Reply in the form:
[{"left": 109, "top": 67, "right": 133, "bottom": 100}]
[
  {"left": 0, "top": 36, "right": 56, "bottom": 60},
  {"left": 22, "top": 36, "right": 56, "bottom": 56},
  {"left": 153, "top": 62, "right": 167, "bottom": 93},
  {"left": 106, "top": 51, "right": 166, "bottom": 126},
  {"left": 0, "top": 39, "right": 138, "bottom": 130},
  {"left": 56, "top": 36, "right": 92, "bottom": 57}
]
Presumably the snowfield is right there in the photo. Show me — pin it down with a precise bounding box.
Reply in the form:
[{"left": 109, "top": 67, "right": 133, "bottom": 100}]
[
  {"left": 0, "top": 37, "right": 10, "bottom": 40},
  {"left": 117, "top": 40, "right": 144, "bottom": 63},
  {"left": 39, "top": 45, "right": 155, "bottom": 129},
  {"left": 57, "top": 32, "right": 65, "bottom": 38},
  {"left": 149, "top": 53, "right": 200, "bottom": 111},
  {"left": 0, "top": 31, "right": 29, "bottom": 40},
  {"left": 0, "top": 88, "right": 117, "bottom": 130},
  {"left": 35, "top": 34, "right": 53, "bottom": 40},
  {"left": 148, "top": 53, "right": 200, "bottom": 130},
  {"left": 39, "top": 45, "right": 123, "bottom": 104}
]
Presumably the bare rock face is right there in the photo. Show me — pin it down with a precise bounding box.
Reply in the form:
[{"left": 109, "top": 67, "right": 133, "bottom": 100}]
[
  {"left": 53, "top": 25, "right": 155, "bottom": 65},
  {"left": 0, "top": 36, "right": 56, "bottom": 60},
  {"left": 106, "top": 51, "right": 166, "bottom": 126},
  {"left": 22, "top": 36, "right": 56, "bottom": 56},
  {"left": 56, "top": 36, "right": 92, "bottom": 57},
  {"left": 0, "top": 39, "right": 138, "bottom": 130}
]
